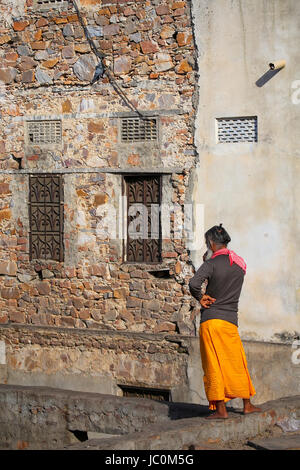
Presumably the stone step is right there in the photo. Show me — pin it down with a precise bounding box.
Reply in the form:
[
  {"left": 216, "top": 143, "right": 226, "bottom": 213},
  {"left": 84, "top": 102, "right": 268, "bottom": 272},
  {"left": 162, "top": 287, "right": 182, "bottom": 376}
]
[
  {"left": 248, "top": 433, "right": 300, "bottom": 450},
  {"left": 63, "top": 396, "right": 300, "bottom": 450}
]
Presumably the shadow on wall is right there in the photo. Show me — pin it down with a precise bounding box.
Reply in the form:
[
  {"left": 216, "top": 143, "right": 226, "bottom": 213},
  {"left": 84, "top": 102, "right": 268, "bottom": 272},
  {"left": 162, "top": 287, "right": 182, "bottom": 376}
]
[
  {"left": 166, "top": 402, "right": 242, "bottom": 419},
  {"left": 255, "top": 68, "right": 281, "bottom": 87}
]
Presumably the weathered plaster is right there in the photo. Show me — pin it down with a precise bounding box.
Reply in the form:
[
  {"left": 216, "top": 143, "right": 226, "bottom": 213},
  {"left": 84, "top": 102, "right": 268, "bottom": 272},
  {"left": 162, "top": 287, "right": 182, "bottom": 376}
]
[{"left": 191, "top": 0, "right": 300, "bottom": 342}]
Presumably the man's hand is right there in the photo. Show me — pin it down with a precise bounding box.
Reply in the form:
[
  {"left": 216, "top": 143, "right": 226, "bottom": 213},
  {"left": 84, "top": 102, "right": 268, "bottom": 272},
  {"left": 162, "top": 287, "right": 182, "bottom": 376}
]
[{"left": 200, "top": 294, "right": 216, "bottom": 309}]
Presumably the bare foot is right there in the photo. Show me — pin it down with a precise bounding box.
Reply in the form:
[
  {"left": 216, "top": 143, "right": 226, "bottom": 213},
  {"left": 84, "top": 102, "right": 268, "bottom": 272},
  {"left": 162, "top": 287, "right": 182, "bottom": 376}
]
[
  {"left": 243, "top": 404, "right": 262, "bottom": 415},
  {"left": 206, "top": 412, "right": 228, "bottom": 420}
]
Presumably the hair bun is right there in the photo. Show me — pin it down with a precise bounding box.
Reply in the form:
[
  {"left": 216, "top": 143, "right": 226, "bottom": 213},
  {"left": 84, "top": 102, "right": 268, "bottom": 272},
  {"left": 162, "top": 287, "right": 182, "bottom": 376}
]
[{"left": 205, "top": 224, "right": 231, "bottom": 246}]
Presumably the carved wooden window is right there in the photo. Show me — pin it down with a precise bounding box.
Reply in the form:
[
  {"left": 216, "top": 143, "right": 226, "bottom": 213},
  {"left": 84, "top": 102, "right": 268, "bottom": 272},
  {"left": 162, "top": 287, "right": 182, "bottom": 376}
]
[
  {"left": 29, "top": 174, "right": 64, "bottom": 261},
  {"left": 125, "top": 175, "right": 162, "bottom": 263}
]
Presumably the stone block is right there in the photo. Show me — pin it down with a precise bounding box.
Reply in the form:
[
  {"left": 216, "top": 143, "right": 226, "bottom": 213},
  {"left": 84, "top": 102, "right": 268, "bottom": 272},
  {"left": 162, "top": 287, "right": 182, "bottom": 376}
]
[
  {"left": 95, "top": 15, "right": 110, "bottom": 26},
  {"left": 1, "top": 287, "right": 20, "bottom": 300},
  {"left": 86, "top": 26, "right": 104, "bottom": 38},
  {"left": 140, "top": 40, "right": 159, "bottom": 54},
  {"left": 129, "top": 32, "right": 141, "bottom": 43},
  {"left": 88, "top": 121, "right": 105, "bottom": 133},
  {"left": 53, "top": 17, "right": 68, "bottom": 25},
  {"left": 36, "top": 281, "right": 51, "bottom": 296},
  {"left": 104, "top": 309, "right": 117, "bottom": 321},
  {"left": 98, "top": 39, "right": 113, "bottom": 50},
  {"left": 113, "top": 288, "right": 128, "bottom": 299},
  {"left": 17, "top": 45, "right": 32, "bottom": 56},
  {"left": 0, "top": 209, "right": 11, "bottom": 221},
  {"left": 176, "top": 31, "right": 192, "bottom": 46},
  {"left": 73, "top": 55, "right": 96, "bottom": 82},
  {"left": 74, "top": 43, "right": 90, "bottom": 54},
  {"left": 156, "top": 5, "right": 170, "bottom": 15},
  {"left": 0, "top": 183, "right": 10, "bottom": 194},
  {"left": 35, "top": 67, "right": 52, "bottom": 84},
  {"left": 17, "top": 273, "right": 34, "bottom": 283},
  {"left": 124, "top": 17, "right": 138, "bottom": 35},
  {"left": 0, "top": 35, "right": 12, "bottom": 45},
  {"left": 162, "top": 15, "right": 174, "bottom": 24},
  {"left": 89, "top": 263, "right": 108, "bottom": 277},
  {"left": 0, "top": 261, "right": 17, "bottom": 276},
  {"left": 126, "top": 297, "right": 142, "bottom": 308},
  {"left": 36, "top": 18, "right": 49, "bottom": 28},
  {"left": 63, "top": 24, "right": 75, "bottom": 37},
  {"left": 103, "top": 24, "right": 120, "bottom": 36},
  {"left": 72, "top": 297, "right": 84, "bottom": 309},
  {"left": 42, "top": 58, "right": 59, "bottom": 69},
  {"left": 171, "top": 2, "right": 186, "bottom": 9},
  {"left": 9, "top": 311, "right": 25, "bottom": 323},
  {"left": 41, "top": 269, "right": 54, "bottom": 279},
  {"left": 79, "top": 309, "right": 90, "bottom": 320},
  {"left": 13, "top": 21, "right": 29, "bottom": 32},
  {"left": 19, "top": 57, "right": 37, "bottom": 72},
  {"left": 0, "top": 67, "right": 17, "bottom": 84},
  {"left": 142, "top": 299, "right": 160, "bottom": 311},
  {"left": 62, "top": 100, "right": 72, "bottom": 113},
  {"left": 94, "top": 194, "right": 108, "bottom": 206},
  {"left": 34, "top": 50, "right": 49, "bottom": 61},
  {"left": 31, "top": 42, "right": 47, "bottom": 50},
  {"left": 67, "top": 14, "right": 79, "bottom": 23},
  {"left": 160, "top": 25, "right": 175, "bottom": 39},
  {"left": 154, "top": 321, "right": 176, "bottom": 333},
  {"left": 62, "top": 45, "right": 75, "bottom": 59},
  {"left": 59, "top": 316, "right": 76, "bottom": 327},
  {"left": 114, "top": 56, "right": 132, "bottom": 75},
  {"left": 154, "top": 53, "right": 174, "bottom": 72},
  {"left": 176, "top": 59, "right": 193, "bottom": 74},
  {"left": 97, "top": 8, "right": 111, "bottom": 16},
  {"left": 173, "top": 8, "right": 186, "bottom": 17},
  {"left": 34, "top": 30, "right": 43, "bottom": 41}
]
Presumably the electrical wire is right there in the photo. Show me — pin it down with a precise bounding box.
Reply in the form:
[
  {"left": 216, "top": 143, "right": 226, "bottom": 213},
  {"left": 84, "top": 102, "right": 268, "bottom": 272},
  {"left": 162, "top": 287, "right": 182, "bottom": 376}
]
[{"left": 71, "top": 0, "right": 145, "bottom": 118}]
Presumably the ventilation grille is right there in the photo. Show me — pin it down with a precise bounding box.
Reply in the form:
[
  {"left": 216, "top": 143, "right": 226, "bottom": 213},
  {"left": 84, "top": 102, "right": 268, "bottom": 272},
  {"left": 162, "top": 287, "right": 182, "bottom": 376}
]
[
  {"left": 217, "top": 116, "right": 257, "bottom": 143},
  {"left": 119, "top": 385, "right": 170, "bottom": 402},
  {"left": 121, "top": 117, "right": 158, "bottom": 143},
  {"left": 34, "top": 0, "right": 68, "bottom": 9},
  {"left": 27, "top": 120, "right": 62, "bottom": 145}
]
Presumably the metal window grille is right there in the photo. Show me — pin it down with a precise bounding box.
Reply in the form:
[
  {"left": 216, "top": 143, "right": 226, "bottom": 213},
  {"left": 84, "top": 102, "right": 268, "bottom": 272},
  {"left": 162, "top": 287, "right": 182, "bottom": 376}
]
[
  {"left": 33, "top": 0, "right": 68, "bottom": 10},
  {"left": 125, "top": 175, "right": 162, "bottom": 263},
  {"left": 121, "top": 117, "right": 158, "bottom": 143},
  {"left": 27, "top": 120, "right": 62, "bottom": 145},
  {"left": 119, "top": 385, "right": 170, "bottom": 402},
  {"left": 217, "top": 116, "right": 257, "bottom": 143},
  {"left": 29, "top": 174, "right": 64, "bottom": 262}
]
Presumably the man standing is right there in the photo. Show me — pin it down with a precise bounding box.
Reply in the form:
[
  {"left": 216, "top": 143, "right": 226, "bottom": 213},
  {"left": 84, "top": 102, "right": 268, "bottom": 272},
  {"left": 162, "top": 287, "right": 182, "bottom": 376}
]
[{"left": 189, "top": 224, "right": 261, "bottom": 419}]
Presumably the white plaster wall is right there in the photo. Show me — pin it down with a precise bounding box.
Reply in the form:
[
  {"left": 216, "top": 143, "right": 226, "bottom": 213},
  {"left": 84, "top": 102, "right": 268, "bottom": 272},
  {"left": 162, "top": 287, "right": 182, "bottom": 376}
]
[{"left": 191, "top": 0, "right": 300, "bottom": 341}]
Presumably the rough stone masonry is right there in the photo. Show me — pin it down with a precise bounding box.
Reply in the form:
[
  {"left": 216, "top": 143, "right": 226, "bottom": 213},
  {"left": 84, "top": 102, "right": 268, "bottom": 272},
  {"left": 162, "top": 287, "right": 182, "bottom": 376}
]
[{"left": 0, "top": 0, "right": 201, "bottom": 397}]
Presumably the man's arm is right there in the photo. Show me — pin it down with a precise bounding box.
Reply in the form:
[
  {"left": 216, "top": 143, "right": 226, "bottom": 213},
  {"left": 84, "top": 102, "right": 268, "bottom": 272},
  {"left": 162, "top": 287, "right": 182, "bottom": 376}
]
[{"left": 189, "top": 261, "right": 213, "bottom": 300}]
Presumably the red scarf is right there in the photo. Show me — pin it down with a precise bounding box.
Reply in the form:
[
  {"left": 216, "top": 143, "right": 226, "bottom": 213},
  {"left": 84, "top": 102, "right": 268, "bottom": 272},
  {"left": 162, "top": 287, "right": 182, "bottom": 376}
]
[{"left": 211, "top": 248, "right": 247, "bottom": 274}]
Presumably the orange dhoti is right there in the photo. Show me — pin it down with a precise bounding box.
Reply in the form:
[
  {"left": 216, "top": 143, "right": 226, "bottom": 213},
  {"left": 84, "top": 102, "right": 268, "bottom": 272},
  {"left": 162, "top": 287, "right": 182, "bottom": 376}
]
[{"left": 199, "top": 319, "right": 256, "bottom": 410}]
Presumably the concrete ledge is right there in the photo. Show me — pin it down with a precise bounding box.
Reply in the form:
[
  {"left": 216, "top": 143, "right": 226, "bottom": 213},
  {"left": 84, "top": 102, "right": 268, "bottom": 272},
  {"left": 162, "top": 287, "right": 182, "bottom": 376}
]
[
  {"left": 62, "top": 396, "right": 300, "bottom": 450},
  {"left": 0, "top": 384, "right": 299, "bottom": 450},
  {"left": 0, "top": 384, "right": 172, "bottom": 449}
]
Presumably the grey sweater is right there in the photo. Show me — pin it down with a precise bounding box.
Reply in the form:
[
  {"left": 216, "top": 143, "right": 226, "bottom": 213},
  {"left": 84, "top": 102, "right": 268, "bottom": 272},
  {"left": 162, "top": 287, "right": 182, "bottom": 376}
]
[{"left": 189, "top": 254, "right": 245, "bottom": 326}]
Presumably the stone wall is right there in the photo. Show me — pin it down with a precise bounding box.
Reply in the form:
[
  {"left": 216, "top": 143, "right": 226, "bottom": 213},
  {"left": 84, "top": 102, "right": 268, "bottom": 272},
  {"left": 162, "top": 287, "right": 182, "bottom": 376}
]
[
  {"left": 0, "top": 0, "right": 199, "bottom": 338},
  {"left": 0, "top": 325, "right": 192, "bottom": 398},
  {"left": 0, "top": 0, "right": 202, "bottom": 393}
]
